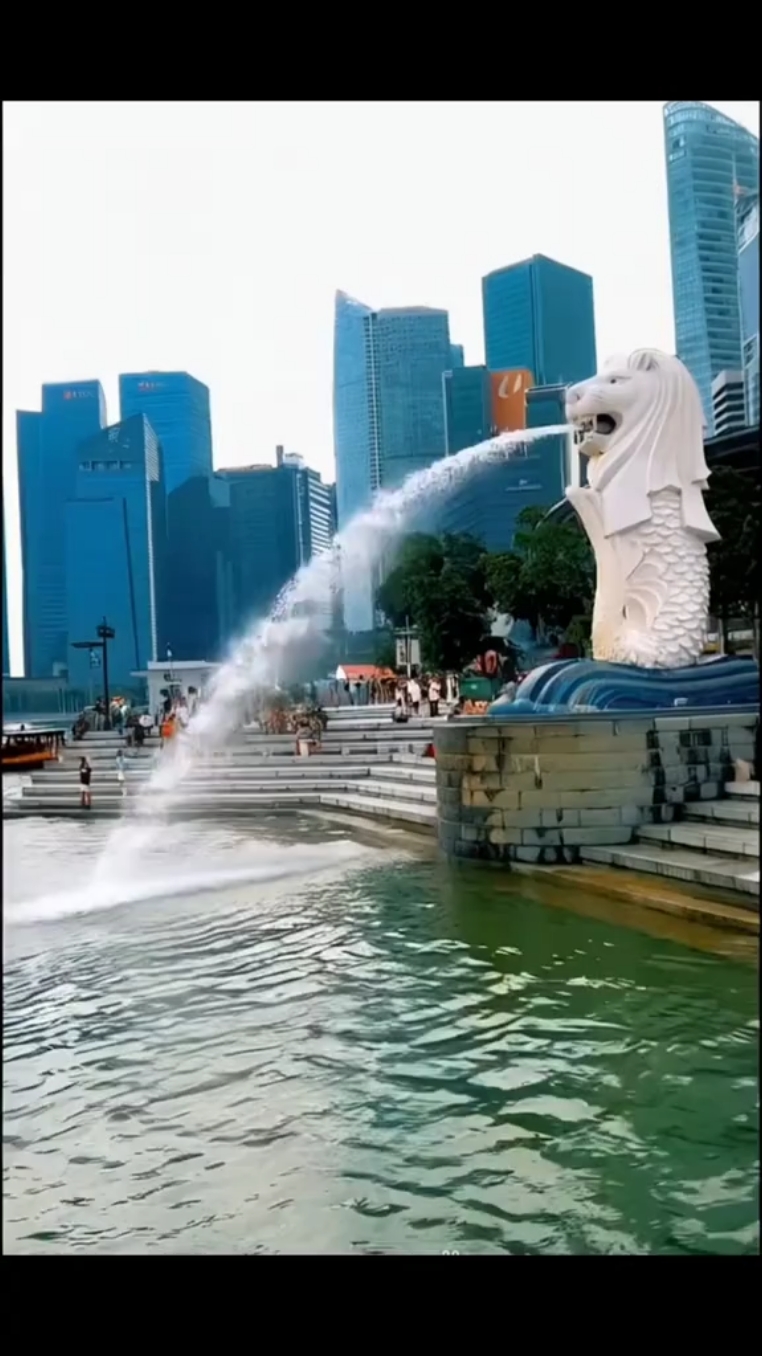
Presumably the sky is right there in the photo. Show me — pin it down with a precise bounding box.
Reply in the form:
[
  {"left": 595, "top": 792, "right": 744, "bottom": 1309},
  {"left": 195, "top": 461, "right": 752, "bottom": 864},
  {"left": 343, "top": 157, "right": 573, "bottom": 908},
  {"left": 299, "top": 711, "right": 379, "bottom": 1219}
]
[{"left": 3, "top": 99, "right": 759, "bottom": 675}]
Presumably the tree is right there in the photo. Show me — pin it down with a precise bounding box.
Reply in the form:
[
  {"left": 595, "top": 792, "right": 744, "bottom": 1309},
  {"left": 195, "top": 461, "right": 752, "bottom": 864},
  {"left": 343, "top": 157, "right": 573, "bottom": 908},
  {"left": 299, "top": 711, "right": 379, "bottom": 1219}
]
[
  {"left": 374, "top": 630, "right": 397, "bottom": 671},
  {"left": 706, "top": 464, "right": 760, "bottom": 654},
  {"left": 376, "top": 532, "right": 492, "bottom": 672},
  {"left": 485, "top": 507, "right": 595, "bottom": 639}
]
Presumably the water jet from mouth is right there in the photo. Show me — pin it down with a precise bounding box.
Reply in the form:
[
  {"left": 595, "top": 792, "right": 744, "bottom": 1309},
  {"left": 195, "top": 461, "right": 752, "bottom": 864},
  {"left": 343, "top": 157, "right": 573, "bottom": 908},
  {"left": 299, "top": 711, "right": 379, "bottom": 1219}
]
[{"left": 94, "top": 425, "right": 569, "bottom": 880}]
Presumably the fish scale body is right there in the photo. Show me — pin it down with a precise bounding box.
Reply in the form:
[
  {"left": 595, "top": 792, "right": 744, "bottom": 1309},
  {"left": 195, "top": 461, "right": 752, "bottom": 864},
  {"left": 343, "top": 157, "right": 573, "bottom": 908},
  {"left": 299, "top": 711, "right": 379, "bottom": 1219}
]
[{"left": 610, "top": 489, "right": 709, "bottom": 668}]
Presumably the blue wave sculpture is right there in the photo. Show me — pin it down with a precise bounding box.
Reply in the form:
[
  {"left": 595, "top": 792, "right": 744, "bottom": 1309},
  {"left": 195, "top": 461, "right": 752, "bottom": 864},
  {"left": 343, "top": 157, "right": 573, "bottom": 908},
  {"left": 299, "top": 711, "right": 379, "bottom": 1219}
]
[{"left": 489, "top": 655, "right": 759, "bottom": 717}]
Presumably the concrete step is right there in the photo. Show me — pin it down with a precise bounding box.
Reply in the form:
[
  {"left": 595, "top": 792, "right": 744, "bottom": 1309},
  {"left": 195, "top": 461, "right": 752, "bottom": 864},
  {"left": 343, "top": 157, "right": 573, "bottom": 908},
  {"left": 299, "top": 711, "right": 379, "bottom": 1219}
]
[
  {"left": 317, "top": 792, "right": 437, "bottom": 831},
  {"left": 638, "top": 822, "right": 759, "bottom": 859},
  {"left": 580, "top": 843, "right": 759, "bottom": 900},
  {"left": 43, "top": 751, "right": 426, "bottom": 776},
  {"left": 367, "top": 763, "right": 437, "bottom": 784},
  {"left": 29, "top": 765, "right": 374, "bottom": 785},
  {"left": 684, "top": 798, "right": 759, "bottom": 828},
  {"left": 725, "top": 780, "right": 760, "bottom": 799},
  {"left": 21, "top": 778, "right": 367, "bottom": 799},
  {"left": 345, "top": 779, "right": 437, "bottom": 804},
  {"left": 7, "top": 790, "right": 325, "bottom": 816}
]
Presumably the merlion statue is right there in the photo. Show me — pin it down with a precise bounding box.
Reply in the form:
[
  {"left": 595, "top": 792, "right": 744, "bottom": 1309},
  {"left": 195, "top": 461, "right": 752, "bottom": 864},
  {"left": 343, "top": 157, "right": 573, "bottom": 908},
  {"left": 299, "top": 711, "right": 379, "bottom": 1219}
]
[{"left": 565, "top": 349, "right": 720, "bottom": 670}]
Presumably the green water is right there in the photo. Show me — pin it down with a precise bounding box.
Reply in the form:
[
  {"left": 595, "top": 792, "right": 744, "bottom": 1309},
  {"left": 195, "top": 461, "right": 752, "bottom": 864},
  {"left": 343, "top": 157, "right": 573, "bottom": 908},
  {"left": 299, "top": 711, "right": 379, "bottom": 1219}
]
[{"left": 3, "top": 819, "right": 758, "bottom": 1254}]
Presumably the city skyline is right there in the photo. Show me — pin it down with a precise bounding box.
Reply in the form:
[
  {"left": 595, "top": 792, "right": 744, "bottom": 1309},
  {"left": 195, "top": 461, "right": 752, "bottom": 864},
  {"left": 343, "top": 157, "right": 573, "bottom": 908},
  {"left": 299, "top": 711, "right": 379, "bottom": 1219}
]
[{"left": 4, "top": 99, "right": 758, "bottom": 670}]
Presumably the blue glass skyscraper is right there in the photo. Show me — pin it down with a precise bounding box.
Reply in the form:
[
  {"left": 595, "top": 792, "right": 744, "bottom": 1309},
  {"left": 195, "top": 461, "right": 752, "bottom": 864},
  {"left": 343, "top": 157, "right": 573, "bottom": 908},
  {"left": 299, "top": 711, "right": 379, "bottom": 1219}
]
[
  {"left": 65, "top": 415, "right": 165, "bottom": 693},
  {"left": 482, "top": 255, "right": 597, "bottom": 387},
  {"left": 219, "top": 452, "right": 335, "bottom": 631},
  {"left": 738, "top": 192, "right": 759, "bottom": 425},
  {"left": 333, "top": 291, "right": 452, "bottom": 631},
  {"left": 119, "top": 371, "right": 213, "bottom": 497},
  {"left": 664, "top": 101, "right": 759, "bottom": 433},
  {"left": 17, "top": 380, "right": 107, "bottom": 677},
  {"left": 437, "top": 373, "right": 572, "bottom": 551},
  {"left": 2, "top": 533, "right": 10, "bottom": 675},
  {"left": 165, "top": 473, "right": 232, "bottom": 661}
]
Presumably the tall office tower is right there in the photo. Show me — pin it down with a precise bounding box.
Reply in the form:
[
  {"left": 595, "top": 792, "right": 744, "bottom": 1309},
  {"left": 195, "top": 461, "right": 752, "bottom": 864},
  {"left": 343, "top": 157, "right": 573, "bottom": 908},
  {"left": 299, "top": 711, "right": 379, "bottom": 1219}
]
[
  {"left": 165, "top": 473, "right": 233, "bottom": 661},
  {"left": 2, "top": 531, "right": 10, "bottom": 675},
  {"left": 482, "top": 254, "right": 597, "bottom": 387},
  {"left": 65, "top": 415, "right": 165, "bottom": 693},
  {"left": 119, "top": 371, "right": 213, "bottom": 497},
  {"left": 333, "top": 290, "right": 452, "bottom": 631},
  {"left": 664, "top": 101, "right": 759, "bottom": 433},
  {"left": 450, "top": 343, "right": 465, "bottom": 368},
  {"left": 711, "top": 371, "right": 747, "bottom": 437},
  {"left": 17, "top": 380, "right": 107, "bottom": 677},
  {"left": 737, "top": 191, "right": 759, "bottom": 425},
  {"left": 437, "top": 371, "right": 571, "bottom": 551},
  {"left": 218, "top": 451, "right": 335, "bottom": 630}
]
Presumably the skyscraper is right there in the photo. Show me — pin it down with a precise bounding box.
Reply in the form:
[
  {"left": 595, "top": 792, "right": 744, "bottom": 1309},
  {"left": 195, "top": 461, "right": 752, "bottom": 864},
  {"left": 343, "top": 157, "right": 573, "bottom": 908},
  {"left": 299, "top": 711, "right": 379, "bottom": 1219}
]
[
  {"left": 711, "top": 371, "right": 747, "bottom": 437},
  {"left": 65, "top": 415, "right": 165, "bottom": 692},
  {"left": 738, "top": 192, "right": 759, "bottom": 425},
  {"left": 218, "top": 452, "right": 335, "bottom": 629},
  {"left": 443, "top": 366, "right": 492, "bottom": 456},
  {"left": 333, "top": 290, "right": 452, "bottom": 631},
  {"left": 119, "top": 371, "right": 213, "bottom": 496},
  {"left": 664, "top": 101, "right": 759, "bottom": 433},
  {"left": 437, "top": 373, "right": 571, "bottom": 552},
  {"left": 2, "top": 532, "right": 10, "bottom": 676},
  {"left": 17, "top": 381, "right": 107, "bottom": 677},
  {"left": 482, "top": 255, "right": 597, "bottom": 387},
  {"left": 450, "top": 343, "right": 465, "bottom": 368},
  {"left": 165, "top": 473, "right": 232, "bottom": 661}
]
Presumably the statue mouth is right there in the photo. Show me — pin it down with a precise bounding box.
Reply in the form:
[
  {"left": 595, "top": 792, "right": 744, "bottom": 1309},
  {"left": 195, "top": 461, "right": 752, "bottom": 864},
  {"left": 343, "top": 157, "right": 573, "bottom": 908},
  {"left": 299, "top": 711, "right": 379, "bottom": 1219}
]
[{"left": 570, "top": 413, "right": 619, "bottom": 454}]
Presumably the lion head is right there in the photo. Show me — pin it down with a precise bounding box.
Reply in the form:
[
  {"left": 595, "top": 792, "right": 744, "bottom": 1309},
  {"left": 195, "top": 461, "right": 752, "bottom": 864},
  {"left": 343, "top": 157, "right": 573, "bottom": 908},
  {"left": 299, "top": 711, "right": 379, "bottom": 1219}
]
[{"left": 565, "top": 349, "right": 719, "bottom": 541}]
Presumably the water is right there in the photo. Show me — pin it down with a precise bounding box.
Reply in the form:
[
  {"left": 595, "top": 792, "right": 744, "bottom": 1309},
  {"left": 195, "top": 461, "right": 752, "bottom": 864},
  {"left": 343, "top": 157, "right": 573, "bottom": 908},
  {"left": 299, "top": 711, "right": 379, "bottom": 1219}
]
[
  {"left": 99, "top": 426, "right": 569, "bottom": 879},
  {"left": 4, "top": 818, "right": 758, "bottom": 1255}
]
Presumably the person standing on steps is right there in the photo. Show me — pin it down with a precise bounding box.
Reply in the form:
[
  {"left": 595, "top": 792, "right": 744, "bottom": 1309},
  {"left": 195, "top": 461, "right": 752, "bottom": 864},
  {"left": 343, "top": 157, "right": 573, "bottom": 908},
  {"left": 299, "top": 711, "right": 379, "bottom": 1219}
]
[
  {"left": 408, "top": 674, "right": 421, "bottom": 716},
  {"left": 428, "top": 675, "right": 441, "bottom": 718},
  {"left": 115, "top": 747, "right": 126, "bottom": 798},
  {"left": 79, "top": 756, "right": 92, "bottom": 810}
]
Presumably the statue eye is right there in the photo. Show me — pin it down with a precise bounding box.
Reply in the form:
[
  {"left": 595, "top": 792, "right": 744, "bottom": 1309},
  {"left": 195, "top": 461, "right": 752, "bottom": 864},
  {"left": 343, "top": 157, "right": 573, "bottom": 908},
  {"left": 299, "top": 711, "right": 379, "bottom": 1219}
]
[{"left": 608, "top": 377, "right": 619, "bottom": 384}]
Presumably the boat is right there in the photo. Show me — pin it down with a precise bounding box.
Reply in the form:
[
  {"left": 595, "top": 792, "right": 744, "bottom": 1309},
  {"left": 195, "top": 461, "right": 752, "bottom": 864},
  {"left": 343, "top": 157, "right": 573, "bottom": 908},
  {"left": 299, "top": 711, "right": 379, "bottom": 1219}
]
[{"left": 2, "top": 726, "right": 66, "bottom": 771}]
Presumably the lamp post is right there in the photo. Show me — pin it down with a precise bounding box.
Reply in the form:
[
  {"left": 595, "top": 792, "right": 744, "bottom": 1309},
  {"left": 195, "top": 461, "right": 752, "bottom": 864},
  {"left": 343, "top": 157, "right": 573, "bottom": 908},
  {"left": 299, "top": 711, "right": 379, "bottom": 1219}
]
[{"left": 72, "top": 616, "right": 116, "bottom": 728}]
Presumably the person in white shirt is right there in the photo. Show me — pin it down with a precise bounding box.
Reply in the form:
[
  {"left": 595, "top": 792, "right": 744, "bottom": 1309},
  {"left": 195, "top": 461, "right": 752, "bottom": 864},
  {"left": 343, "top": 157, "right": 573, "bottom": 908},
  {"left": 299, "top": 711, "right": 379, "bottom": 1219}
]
[
  {"left": 428, "top": 677, "right": 441, "bottom": 718},
  {"left": 408, "top": 677, "right": 421, "bottom": 715}
]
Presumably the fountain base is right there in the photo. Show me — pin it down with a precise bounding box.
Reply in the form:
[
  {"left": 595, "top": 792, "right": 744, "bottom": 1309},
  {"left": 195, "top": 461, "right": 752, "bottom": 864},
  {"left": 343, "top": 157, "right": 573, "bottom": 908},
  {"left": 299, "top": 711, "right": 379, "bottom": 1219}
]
[{"left": 489, "top": 654, "right": 760, "bottom": 717}]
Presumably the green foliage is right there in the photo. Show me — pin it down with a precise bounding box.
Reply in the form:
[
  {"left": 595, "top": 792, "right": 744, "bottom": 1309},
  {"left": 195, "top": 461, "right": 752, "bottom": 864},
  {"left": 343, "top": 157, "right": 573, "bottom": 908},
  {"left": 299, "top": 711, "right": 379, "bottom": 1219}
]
[
  {"left": 376, "top": 532, "right": 492, "bottom": 672},
  {"left": 373, "top": 630, "right": 397, "bottom": 671},
  {"left": 706, "top": 465, "right": 759, "bottom": 624},
  {"left": 485, "top": 507, "right": 595, "bottom": 637}
]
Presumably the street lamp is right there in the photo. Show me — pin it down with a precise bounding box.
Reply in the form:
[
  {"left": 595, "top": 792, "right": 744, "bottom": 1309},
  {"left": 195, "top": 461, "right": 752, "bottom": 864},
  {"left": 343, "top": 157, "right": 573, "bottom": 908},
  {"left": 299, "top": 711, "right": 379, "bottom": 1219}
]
[{"left": 72, "top": 616, "right": 116, "bottom": 728}]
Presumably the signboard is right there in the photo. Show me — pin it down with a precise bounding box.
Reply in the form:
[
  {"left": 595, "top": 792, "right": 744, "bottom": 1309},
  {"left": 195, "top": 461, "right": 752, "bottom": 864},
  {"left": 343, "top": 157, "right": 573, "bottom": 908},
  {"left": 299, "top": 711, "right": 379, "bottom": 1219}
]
[
  {"left": 395, "top": 635, "right": 421, "bottom": 669},
  {"left": 490, "top": 369, "right": 534, "bottom": 432}
]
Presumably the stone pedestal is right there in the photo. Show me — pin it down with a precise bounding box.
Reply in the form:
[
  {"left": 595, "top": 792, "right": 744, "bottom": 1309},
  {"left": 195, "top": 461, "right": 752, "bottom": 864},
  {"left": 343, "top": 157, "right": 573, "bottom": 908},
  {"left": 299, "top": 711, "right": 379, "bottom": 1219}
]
[{"left": 435, "top": 710, "right": 757, "bottom": 864}]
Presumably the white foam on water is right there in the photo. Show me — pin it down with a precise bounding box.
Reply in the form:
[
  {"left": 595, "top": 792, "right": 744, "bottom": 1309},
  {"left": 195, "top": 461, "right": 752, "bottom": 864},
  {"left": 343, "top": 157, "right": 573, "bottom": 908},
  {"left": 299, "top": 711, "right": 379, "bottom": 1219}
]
[
  {"left": 95, "top": 426, "right": 569, "bottom": 886},
  {"left": 8, "top": 840, "right": 367, "bottom": 925}
]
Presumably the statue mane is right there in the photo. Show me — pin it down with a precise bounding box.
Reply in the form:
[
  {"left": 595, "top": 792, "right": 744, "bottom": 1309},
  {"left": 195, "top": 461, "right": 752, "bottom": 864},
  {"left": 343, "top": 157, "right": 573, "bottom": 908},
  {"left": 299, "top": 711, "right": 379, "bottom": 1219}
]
[{"left": 577, "top": 348, "right": 719, "bottom": 541}]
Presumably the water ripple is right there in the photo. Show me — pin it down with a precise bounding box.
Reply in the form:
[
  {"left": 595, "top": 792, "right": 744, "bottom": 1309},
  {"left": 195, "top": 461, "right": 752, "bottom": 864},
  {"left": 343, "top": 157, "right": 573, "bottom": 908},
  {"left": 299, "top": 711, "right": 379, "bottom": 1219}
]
[{"left": 3, "top": 818, "right": 758, "bottom": 1254}]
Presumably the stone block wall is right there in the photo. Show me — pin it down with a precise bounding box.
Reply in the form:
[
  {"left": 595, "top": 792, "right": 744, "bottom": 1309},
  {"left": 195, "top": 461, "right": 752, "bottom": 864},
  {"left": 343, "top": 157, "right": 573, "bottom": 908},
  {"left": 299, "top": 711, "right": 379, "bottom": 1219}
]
[{"left": 435, "top": 711, "right": 758, "bottom": 865}]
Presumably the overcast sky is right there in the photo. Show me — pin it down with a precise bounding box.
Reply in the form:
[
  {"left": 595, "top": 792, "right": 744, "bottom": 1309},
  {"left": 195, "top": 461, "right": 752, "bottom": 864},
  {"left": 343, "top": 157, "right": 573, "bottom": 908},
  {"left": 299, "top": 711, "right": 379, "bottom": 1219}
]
[{"left": 3, "top": 99, "right": 759, "bottom": 673}]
